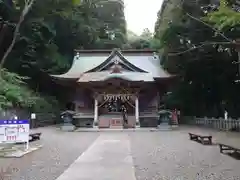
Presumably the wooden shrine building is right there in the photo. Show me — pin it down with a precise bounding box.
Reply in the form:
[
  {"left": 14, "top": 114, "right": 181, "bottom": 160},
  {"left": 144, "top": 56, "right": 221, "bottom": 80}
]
[{"left": 51, "top": 49, "right": 173, "bottom": 128}]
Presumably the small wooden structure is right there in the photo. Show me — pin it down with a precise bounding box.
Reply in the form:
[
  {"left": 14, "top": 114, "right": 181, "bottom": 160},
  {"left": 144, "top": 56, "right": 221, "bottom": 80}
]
[{"left": 188, "top": 133, "right": 212, "bottom": 145}]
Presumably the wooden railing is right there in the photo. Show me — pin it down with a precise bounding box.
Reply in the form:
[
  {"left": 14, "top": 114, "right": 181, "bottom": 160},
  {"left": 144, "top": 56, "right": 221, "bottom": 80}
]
[{"left": 186, "top": 117, "right": 240, "bottom": 132}]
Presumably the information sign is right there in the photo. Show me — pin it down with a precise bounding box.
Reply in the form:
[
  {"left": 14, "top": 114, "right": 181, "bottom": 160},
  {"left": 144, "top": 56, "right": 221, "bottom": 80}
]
[{"left": 0, "top": 120, "right": 29, "bottom": 149}]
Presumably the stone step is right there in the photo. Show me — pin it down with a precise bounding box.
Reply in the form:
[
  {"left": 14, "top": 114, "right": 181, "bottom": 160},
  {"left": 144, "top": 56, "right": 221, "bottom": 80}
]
[
  {"left": 98, "top": 119, "right": 110, "bottom": 128},
  {"left": 98, "top": 116, "right": 136, "bottom": 128},
  {"left": 110, "top": 126, "right": 123, "bottom": 129}
]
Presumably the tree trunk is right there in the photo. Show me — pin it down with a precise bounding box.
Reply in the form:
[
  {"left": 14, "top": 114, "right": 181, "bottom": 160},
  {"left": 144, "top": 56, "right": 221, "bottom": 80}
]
[
  {"left": 0, "top": 0, "right": 35, "bottom": 71},
  {"left": 0, "top": 17, "right": 23, "bottom": 69}
]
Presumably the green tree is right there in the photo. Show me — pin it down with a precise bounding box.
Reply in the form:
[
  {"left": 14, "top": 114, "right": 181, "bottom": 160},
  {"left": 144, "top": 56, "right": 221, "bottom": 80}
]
[
  {"left": 154, "top": 0, "right": 240, "bottom": 117},
  {"left": 0, "top": 0, "right": 128, "bottom": 111}
]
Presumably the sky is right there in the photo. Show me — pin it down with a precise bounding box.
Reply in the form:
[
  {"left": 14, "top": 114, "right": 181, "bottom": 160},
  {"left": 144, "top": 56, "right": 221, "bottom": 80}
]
[{"left": 124, "top": 0, "right": 164, "bottom": 35}]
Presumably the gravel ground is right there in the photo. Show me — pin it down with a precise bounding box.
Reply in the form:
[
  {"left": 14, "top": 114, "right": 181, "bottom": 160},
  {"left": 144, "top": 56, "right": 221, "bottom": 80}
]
[
  {"left": 130, "top": 127, "right": 240, "bottom": 180},
  {"left": 1, "top": 126, "right": 240, "bottom": 180},
  {"left": 0, "top": 127, "right": 99, "bottom": 180}
]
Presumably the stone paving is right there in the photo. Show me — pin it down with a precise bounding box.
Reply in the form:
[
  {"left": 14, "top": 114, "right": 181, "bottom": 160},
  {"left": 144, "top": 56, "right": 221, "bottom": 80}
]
[
  {"left": 0, "top": 127, "right": 99, "bottom": 180},
  {"left": 130, "top": 127, "right": 240, "bottom": 180},
  {"left": 0, "top": 126, "right": 240, "bottom": 180},
  {"left": 56, "top": 133, "right": 136, "bottom": 180}
]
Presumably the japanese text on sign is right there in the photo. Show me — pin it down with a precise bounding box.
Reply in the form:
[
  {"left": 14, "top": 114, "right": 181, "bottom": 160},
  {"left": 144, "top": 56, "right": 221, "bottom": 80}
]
[{"left": 0, "top": 120, "right": 29, "bottom": 143}]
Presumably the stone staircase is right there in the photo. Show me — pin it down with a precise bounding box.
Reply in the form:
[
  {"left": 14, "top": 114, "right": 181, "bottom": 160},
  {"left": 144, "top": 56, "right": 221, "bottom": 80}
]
[
  {"left": 110, "top": 118, "right": 123, "bottom": 129},
  {"left": 98, "top": 116, "right": 111, "bottom": 128},
  {"left": 98, "top": 114, "right": 136, "bottom": 128}
]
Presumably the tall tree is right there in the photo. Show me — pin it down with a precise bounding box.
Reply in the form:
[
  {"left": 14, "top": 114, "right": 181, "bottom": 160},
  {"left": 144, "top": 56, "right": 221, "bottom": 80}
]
[
  {"left": 154, "top": 0, "right": 240, "bottom": 117},
  {"left": 0, "top": 0, "right": 128, "bottom": 111}
]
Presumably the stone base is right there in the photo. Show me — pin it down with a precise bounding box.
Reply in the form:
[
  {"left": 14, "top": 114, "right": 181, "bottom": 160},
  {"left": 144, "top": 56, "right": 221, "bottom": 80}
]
[
  {"left": 61, "top": 124, "right": 75, "bottom": 132},
  {"left": 157, "top": 123, "right": 172, "bottom": 131},
  {"left": 0, "top": 144, "right": 42, "bottom": 158},
  {"left": 135, "top": 124, "right": 140, "bottom": 128}
]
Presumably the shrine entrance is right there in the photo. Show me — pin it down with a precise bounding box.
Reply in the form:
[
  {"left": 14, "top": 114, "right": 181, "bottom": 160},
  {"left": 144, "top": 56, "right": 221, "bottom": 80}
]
[
  {"left": 100, "top": 94, "right": 135, "bottom": 112},
  {"left": 94, "top": 93, "right": 138, "bottom": 128},
  {"left": 88, "top": 78, "right": 141, "bottom": 128}
]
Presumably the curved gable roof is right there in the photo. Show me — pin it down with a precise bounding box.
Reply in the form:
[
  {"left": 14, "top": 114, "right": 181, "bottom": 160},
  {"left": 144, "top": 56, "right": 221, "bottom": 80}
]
[
  {"left": 51, "top": 49, "right": 171, "bottom": 80},
  {"left": 86, "top": 50, "right": 147, "bottom": 73}
]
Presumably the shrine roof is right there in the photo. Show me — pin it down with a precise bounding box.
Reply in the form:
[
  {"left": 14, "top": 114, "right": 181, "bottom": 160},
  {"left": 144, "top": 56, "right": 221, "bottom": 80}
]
[
  {"left": 77, "top": 71, "right": 155, "bottom": 82},
  {"left": 74, "top": 49, "right": 157, "bottom": 53},
  {"left": 51, "top": 49, "right": 172, "bottom": 81}
]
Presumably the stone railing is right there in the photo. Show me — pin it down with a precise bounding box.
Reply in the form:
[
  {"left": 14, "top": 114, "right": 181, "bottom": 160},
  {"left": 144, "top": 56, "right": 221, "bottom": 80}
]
[{"left": 185, "top": 116, "right": 240, "bottom": 132}]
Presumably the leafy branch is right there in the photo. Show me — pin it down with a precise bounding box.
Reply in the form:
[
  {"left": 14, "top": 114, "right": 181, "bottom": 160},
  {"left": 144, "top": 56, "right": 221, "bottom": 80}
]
[
  {"left": 168, "top": 41, "right": 239, "bottom": 56},
  {"left": 184, "top": 11, "right": 232, "bottom": 42},
  {"left": 166, "top": 0, "right": 239, "bottom": 56}
]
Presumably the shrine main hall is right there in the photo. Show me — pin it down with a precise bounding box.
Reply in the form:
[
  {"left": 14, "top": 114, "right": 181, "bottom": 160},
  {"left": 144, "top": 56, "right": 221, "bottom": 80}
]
[{"left": 52, "top": 49, "right": 173, "bottom": 128}]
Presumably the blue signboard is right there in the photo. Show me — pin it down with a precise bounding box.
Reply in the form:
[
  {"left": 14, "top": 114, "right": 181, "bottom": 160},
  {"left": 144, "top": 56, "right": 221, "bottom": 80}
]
[
  {"left": 0, "top": 120, "right": 29, "bottom": 125},
  {"left": 0, "top": 119, "right": 30, "bottom": 143}
]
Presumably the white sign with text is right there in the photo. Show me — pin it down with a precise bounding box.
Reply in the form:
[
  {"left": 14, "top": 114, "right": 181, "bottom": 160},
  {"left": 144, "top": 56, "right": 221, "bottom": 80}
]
[{"left": 0, "top": 120, "right": 29, "bottom": 144}]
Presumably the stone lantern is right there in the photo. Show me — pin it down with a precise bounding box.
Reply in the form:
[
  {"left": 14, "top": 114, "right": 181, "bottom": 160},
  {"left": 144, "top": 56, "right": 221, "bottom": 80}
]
[{"left": 60, "top": 110, "right": 75, "bottom": 131}]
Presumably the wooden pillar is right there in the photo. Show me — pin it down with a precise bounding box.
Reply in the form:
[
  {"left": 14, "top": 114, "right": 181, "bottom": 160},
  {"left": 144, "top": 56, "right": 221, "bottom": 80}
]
[
  {"left": 135, "top": 96, "right": 139, "bottom": 126},
  {"left": 94, "top": 98, "right": 98, "bottom": 126},
  {"left": 157, "top": 91, "right": 160, "bottom": 111}
]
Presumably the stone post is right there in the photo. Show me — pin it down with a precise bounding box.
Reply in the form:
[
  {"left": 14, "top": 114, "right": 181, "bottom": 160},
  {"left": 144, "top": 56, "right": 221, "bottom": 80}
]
[
  {"left": 135, "top": 96, "right": 139, "bottom": 127},
  {"left": 94, "top": 98, "right": 98, "bottom": 127}
]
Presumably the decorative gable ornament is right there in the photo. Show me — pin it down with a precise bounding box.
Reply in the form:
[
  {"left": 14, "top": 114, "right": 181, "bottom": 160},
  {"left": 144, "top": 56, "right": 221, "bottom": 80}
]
[
  {"left": 110, "top": 58, "right": 122, "bottom": 73},
  {"left": 113, "top": 57, "right": 120, "bottom": 65},
  {"left": 110, "top": 64, "right": 122, "bottom": 73}
]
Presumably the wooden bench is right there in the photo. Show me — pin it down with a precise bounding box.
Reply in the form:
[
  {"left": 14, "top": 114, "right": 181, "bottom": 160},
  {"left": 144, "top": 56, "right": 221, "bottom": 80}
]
[
  {"left": 188, "top": 133, "right": 212, "bottom": 145},
  {"left": 219, "top": 143, "right": 240, "bottom": 153},
  {"left": 218, "top": 142, "right": 240, "bottom": 153},
  {"left": 218, "top": 143, "right": 240, "bottom": 159},
  {"left": 29, "top": 133, "right": 42, "bottom": 142}
]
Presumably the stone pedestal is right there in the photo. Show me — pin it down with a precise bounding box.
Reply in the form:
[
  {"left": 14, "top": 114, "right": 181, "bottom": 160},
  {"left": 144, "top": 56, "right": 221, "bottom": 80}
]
[
  {"left": 61, "top": 123, "right": 75, "bottom": 131},
  {"left": 135, "top": 122, "right": 140, "bottom": 128},
  {"left": 157, "top": 122, "right": 172, "bottom": 131}
]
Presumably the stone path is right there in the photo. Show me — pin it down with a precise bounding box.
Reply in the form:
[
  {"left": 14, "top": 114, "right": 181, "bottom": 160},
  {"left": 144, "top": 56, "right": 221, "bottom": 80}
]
[
  {"left": 56, "top": 134, "right": 136, "bottom": 180},
  {"left": 1, "top": 126, "right": 240, "bottom": 180}
]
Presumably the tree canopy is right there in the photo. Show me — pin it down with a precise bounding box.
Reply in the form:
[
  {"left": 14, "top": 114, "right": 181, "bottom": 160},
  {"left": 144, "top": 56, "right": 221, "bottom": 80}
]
[
  {"left": 154, "top": 0, "right": 240, "bottom": 117},
  {"left": 0, "top": 0, "right": 127, "bottom": 112},
  {"left": 2, "top": 0, "right": 240, "bottom": 119}
]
